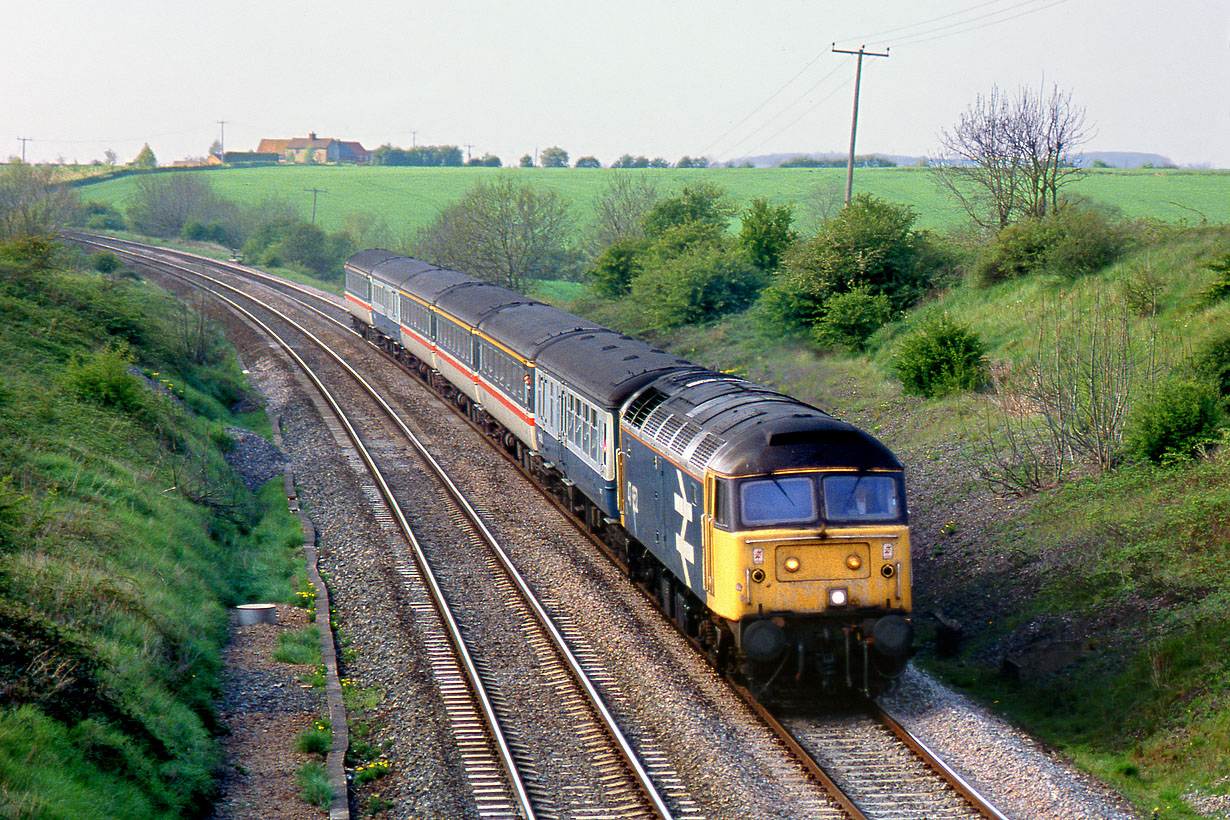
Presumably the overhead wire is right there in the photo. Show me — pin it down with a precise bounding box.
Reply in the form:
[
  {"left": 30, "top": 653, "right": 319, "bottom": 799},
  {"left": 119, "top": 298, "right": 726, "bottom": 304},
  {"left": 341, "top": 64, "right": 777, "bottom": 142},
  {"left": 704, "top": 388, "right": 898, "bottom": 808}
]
[
  {"left": 890, "top": 0, "right": 1070, "bottom": 47},
  {"left": 705, "top": 0, "right": 1070, "bottom": 163},
  {"left": 715, "top": 64, "right": 849, "bottom": 161}
]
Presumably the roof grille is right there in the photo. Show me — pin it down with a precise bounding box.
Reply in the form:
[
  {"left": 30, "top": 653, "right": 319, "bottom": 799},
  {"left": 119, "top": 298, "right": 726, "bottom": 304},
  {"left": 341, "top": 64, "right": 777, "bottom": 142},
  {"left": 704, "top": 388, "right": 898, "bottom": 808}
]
[
  {"left": 688, "top": 433, "right": 723, "bottom": 472},
  {"left": 642, "top": 406, "right": 672, "bottom": 439},
  {"left": 624, "top": 388, "right": 668, "bottom": 428},
  {"left": 657, "top": 415, "right": 686, "bottom": 448}
]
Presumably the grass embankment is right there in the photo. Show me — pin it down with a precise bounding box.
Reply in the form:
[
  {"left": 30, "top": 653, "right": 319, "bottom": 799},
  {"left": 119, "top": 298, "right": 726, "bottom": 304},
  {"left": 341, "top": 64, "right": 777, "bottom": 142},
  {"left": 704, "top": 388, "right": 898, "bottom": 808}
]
[
  {"left": 0, "top": 241, "right": 303, "bottom": 818},
  {"left": 74, "top": 165, "right": 1230, "bottom": 239},
  {"left": 556, "top": 223, "right": 1230, "bottom": 819}
]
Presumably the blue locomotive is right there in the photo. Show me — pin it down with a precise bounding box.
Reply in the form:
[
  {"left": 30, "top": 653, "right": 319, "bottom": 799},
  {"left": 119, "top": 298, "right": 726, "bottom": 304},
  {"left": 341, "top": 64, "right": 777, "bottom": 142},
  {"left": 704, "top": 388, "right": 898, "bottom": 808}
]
[{"left": 344, "top": 250, "right": 913, "bottom": 694}]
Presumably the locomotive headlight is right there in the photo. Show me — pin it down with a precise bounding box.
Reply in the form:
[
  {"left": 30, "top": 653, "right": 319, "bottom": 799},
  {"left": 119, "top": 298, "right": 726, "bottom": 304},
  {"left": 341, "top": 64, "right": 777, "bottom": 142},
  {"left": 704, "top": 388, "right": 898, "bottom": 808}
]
[
  {"left": 784, "top": 556, "right": 801, "bottom": 573},
  {"left": 828, "top": 588, "right": 849, "bottom": 607},
  {"left": 845, "top": 554, "right": 862, "bottom": 571}
]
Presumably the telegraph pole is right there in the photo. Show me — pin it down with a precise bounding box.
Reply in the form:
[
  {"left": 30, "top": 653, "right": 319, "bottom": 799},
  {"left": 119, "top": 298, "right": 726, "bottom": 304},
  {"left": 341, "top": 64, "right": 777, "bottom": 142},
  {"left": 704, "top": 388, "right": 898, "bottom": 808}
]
[
  {"left": 304, "top": 188, "right": 326, "bottom": 224},
  {"left": 832, "top": 44, "right": 889, "bottom": 206},
  {"left": 17, "top": 137, "right": 31, "bottom": 163}
]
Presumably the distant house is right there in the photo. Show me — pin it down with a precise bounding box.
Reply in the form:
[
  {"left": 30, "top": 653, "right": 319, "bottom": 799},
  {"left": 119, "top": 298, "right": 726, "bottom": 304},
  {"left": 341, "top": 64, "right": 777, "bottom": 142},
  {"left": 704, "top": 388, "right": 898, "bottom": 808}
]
[{"left": 256, "top": 133, "right": 370, "bottom": 164}]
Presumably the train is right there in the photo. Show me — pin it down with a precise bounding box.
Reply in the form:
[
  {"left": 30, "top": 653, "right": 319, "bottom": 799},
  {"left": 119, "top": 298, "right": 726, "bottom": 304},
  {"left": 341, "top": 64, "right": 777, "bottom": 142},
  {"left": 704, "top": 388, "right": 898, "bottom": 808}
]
[{"left": 343, "top": 249, "right": 913, "bottom": 695}]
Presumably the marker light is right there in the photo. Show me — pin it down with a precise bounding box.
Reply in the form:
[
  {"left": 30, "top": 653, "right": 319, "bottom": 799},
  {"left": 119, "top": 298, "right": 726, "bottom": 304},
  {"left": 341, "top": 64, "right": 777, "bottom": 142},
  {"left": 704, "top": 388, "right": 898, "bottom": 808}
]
[
  {"left": 828, "top": 588, "right": 849, "bottom": 607},
  {"left": 784, "top": 556, "right": 801, "bottom": 573},
  {"left": 846, "top": 554, "right": 862, "bottom": 571}
]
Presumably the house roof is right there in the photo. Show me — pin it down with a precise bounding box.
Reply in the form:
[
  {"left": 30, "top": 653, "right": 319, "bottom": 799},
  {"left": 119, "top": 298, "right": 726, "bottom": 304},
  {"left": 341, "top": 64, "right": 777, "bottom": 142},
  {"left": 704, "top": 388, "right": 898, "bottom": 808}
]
[
  {"left": 285, "top": 136, "right": 335, "bottom": 150},
  {"left": 257, "top": 138, "right": 291, "bottom": 154}
]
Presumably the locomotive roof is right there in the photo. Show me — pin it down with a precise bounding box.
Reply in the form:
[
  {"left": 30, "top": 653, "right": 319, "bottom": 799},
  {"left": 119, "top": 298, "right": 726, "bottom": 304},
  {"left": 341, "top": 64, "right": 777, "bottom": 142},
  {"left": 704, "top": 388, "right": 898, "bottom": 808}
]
[
  {"left": 345, "top": 248, "right": 403, "bottom": 276},
  {"left": 477, "top": 303, "right": 603, "bottom": 360},
  {"left": 535, "top": 330, "right": 696, "bottom": 408},
  {"left": 622, "top": 370, "right": 901, "bottom": 477}
]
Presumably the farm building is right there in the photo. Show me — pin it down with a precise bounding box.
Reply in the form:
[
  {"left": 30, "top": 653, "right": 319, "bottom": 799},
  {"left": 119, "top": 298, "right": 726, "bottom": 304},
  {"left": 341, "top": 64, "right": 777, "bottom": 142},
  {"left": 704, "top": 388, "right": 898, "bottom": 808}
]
[{"left": 256, "top": 133, "right": 370, "bottom": 164}]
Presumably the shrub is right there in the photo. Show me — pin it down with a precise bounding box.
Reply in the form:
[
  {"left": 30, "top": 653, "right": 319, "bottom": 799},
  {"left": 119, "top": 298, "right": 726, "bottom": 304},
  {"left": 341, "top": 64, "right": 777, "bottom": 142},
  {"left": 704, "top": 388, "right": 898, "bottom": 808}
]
[
  {"left": 1194, "top": 332, "right": 1230, "bottom": 397},
  {"left": 811, "top": 287, "right": 894, "bottom": 351},
  {"left": 894, "top": 317, "right": 988, "bottom": 398},
  {"left": 1125, "top": 378, "right": 1224, "bottom": 463},
  {"left": 91, "top": 251, "right": 121, "bottom": 274},
  {"left": 1199, "top": 252, "right": 1230, "bottom": 304},
  {"left": 181, "top": 220, "right": 230, "bottom": 246},
  {"left": 82, "top": 202, "right": 126, "bottom": 231},
  {"left": 63, "top": 346, "right": 148, "bottom": 415},
  {"left": 768, "top": 194, "right": 944, "bottom": 335},
  {"left": 977, "top": 205, "right": 1130, "bottom": 284},
  {"left": 587, "top": 238, "right": 645, "bottom": 297},
  {"left": 628, "top": 245, "right": 765, "bottom": 331}
]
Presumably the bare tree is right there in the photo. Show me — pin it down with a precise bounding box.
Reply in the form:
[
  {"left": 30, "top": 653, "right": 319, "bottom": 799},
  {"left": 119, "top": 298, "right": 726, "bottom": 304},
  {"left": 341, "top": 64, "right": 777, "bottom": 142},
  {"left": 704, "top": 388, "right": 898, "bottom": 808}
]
[
  {"left": 799, "top": 178, "right": 846, "bottom": 233},
  {"left": 586, "top": 173, "right": 660, "bottom": 255},
  {"left": 934, "top": 83, "right": 1091, "bottom": 230},
  {"left": 414, "top": 175, "right": 573, "bottom": 291},
  {"left": 0, "top": 161, "right": 78, "bottom": 241},
  {"left": 976, "top": 294, "right": 1170, "bottom": 494},
  {"left": 126, "top": 174, "right": 237, "bottom": 238}
]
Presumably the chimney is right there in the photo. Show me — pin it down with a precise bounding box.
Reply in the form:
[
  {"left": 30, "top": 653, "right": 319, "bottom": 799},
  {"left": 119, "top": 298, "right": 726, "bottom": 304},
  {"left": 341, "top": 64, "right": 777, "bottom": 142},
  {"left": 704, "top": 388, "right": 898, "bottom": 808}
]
[{"left": 309, "top": 131, "right": 317, "bottom": 140}]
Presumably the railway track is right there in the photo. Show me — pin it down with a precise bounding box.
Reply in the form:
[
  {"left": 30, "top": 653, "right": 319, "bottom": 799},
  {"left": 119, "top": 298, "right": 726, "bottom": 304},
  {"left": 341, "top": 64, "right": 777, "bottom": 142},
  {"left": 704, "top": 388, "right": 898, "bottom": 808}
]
[
  {"left": 68, "top": 233, "right": 1013, "bottom": 820},
  {"left": 73, "top": 235, "right": 680, "bottom": 819}
]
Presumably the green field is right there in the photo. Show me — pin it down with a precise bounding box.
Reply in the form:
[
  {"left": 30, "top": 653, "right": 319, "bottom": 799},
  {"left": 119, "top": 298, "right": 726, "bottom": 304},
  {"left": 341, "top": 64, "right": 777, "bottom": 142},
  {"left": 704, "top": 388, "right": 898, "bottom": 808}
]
[{"left": 75, "top": 165, "right": 1230, "bottom": 240}]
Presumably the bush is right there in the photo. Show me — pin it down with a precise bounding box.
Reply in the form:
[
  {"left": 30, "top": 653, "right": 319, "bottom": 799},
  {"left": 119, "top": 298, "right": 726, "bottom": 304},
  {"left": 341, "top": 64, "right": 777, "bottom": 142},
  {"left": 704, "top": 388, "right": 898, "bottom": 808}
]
[
  {"left": 977, "top": 205, "right": 1130, "bottom": 284},
  {"left": 587, "top": 238, "right": 645, "bottom": 297},
  {"left": 181, "top": 220, "right": 230, "bottom": 246},
  {"left": 628, "top": 245, "right": 765, "bottom": 331},
  {"left": 1199, "top": 252, "right": 1230, "bottom": 304},
  {"left": 894, "top": 317, "right": 988, "bottom": 398},
  {"left": 767, "top": 194, "right": 944, "bottom": 335},
  {"left": 91, "top": 251, "right": 121, "bottom": 274},
  {"left": 1125, "top": 378, "right": 1224, "bottom": 463},
  {"left": 1194, "top": 332, "right": 1230, "bottom": 397},
  {"left": 811, "top": 287, "right": 894, "bottom": 351},
  {"left": 63, "top": 346, "right": 148, "bottom": 415}
]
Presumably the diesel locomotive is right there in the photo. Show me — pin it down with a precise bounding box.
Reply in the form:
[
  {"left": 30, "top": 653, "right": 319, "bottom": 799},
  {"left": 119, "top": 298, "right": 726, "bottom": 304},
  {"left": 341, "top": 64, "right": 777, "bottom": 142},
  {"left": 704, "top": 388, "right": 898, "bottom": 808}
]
[{"left": 344, "top": 250, "right": 913, "bottom": 694}]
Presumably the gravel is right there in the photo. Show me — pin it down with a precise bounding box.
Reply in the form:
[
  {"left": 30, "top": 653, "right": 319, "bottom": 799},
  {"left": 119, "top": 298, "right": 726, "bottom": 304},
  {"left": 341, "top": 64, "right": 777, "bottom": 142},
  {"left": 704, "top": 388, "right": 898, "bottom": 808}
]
[{"left": 881, "top": 665, "right": 1142, "bottom": 819}]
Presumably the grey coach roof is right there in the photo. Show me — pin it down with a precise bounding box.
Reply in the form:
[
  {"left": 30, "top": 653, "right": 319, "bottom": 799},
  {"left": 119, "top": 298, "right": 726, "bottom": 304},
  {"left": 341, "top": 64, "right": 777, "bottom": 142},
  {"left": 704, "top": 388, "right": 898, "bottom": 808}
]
[
  {"left": 478, "top": 303, "right": 603, "bottom": 360},
  {"left": 535, "top": 330, "right": 696, "bottom": 407},
  {"left": 434, "top": 281, "right": 530, "bottom": 326},
  {"left": 345, "top": 248, "right": 402, "bottom": 275}
]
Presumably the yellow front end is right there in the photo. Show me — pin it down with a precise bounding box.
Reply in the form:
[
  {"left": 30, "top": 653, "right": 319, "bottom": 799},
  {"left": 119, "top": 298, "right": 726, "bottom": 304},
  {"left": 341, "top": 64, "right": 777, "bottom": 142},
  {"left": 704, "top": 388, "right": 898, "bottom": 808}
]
[{"left": 704, "top": 523, "right": 912, "bottom": 621}]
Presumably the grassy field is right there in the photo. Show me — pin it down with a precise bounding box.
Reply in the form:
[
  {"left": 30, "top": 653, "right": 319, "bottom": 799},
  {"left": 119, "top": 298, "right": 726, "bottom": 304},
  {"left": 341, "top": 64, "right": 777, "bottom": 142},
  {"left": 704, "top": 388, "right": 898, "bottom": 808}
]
[{"left": 74, "top": 165, "right": 1230, "bottom": 240}]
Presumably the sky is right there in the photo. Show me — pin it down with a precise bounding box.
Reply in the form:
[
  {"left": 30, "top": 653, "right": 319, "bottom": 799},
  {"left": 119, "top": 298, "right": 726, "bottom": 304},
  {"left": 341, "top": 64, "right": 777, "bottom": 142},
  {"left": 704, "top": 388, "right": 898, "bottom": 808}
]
[{"left": 6, "top": 0, "right": 1230, "bottom": 168}]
